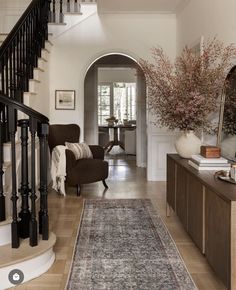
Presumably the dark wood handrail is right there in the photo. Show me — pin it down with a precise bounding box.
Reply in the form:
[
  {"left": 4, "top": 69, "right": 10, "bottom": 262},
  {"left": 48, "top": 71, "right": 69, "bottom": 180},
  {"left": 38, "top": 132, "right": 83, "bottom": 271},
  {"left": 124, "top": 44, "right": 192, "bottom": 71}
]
[
  {"left": 0, "top": 0, "right": 50, "bottom": 103},
  {"left": 0, "top": 94, "right": 48, "bottom": 123},
  {"left": 0, "top": 0, "right": 39, "bottom": 57},
  {"left": 0, "top": 0, "right": 43, "bottom": 57},
  {"left": 0, "top": 0, "right": 50, "bottom": 249}
]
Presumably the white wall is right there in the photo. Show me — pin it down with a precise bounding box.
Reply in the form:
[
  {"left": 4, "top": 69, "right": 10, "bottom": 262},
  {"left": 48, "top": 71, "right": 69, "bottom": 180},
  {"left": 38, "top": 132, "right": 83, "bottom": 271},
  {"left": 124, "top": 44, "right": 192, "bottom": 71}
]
[
  {"left": 49, "top": 13, "right": 176, "bottom": 130},
  {"left": 0, "top": 0, "right": 30, "bottom": 33},
  {"left": 177, "top": 0, "right": 236, "bottom": 52},
  {"left": 30, "top": 57, "right": 51, "bottom": 118},
  {"left": 98, "top": 67, "right": 136, "bottom": 83},
  {"left": 49, "top": 12, "right": 177, "bottom": 180}
]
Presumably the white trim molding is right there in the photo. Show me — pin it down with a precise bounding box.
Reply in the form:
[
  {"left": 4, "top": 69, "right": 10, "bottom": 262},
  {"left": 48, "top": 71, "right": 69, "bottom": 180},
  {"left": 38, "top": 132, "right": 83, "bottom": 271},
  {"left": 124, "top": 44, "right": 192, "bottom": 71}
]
[{"left": 147, "top": 131, "right": 178, "bottom": 181}]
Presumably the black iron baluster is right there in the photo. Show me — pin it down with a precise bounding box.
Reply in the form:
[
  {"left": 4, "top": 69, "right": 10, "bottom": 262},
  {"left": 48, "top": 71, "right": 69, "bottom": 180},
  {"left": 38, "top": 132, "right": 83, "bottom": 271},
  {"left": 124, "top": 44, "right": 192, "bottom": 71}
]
[
  {"left": 32, "top": 8, "right": 37, "bottom": 68},
  {"left": 36, "top": 3, "right": 42, "bottom": 58},
  {"left": 29, "top": 117, "right": 38, "bottom": 246},
  {"left": 23, "top": 24, "right": 28, "bottom": 92},
  {"left": 0, "top": 58, "right": 5, "bottom": 94},
  {"left": 48, "top": 0, "right": 51, "bottom": 22},
  {"left": 59, "top": 0, "right": 64, "bottom": 23},
  {"left": 16, "top": 34, "right": 22, "bottom": 102},
  {"left": 0, "top": 111, "right": 6, "bottom": 222},
  {"left": 45, "top": 0, "right": 50, "bottom": 41},
  {"left": 19, "top": 30, "right": 24, "bottom": 93},
  {"left": 28, "top": 17, "right": 33, "bottom": 80},
  {"left": 74, "top": 0, "right": 82, "bottom": 13},
  {"left": 67, "top": 0, "right": 71, "bottom": 12},
  {"left": 5, "top": 53, "right": 9, "bottom": 97},
  {"left": 9, "top": 45, "right": 13, "bottom": 98},
  {"left": 52, "top": 0, "right": 56, "bottom": 23},
  {"left": 18, "top": 119, "right": 31, "bottom": 239},
  {"left": 25, "top": 20, "right": 30, "bottom": 87},
  {"left": 13, "top": 40, "right": 16, "bottom": 99},
  {"left": 21, "top": 28, "right": 25, "bottom": 92},
  {"left": 38, "top": 123, "right": 49, "bottom": 240},
  {"left": 9, "top": 107, "right": 19, "bottom": 248}
]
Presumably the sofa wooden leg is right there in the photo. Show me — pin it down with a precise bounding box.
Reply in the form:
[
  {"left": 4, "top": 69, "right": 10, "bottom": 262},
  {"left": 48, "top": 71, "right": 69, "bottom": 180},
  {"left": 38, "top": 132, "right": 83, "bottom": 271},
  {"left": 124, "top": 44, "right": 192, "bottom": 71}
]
[
  {"left": 77, "top": 184, "right": 81, "bottom": 196},
  {"left": 102, "top": 180, "right": 108, "bottom": 189}
]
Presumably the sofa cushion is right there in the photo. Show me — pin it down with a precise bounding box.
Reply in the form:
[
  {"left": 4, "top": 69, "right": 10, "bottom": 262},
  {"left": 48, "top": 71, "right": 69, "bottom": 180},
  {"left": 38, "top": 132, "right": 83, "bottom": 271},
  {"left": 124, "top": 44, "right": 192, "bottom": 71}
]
[{"left": 65, "top": 142, "right": 93, "bottom": 160}]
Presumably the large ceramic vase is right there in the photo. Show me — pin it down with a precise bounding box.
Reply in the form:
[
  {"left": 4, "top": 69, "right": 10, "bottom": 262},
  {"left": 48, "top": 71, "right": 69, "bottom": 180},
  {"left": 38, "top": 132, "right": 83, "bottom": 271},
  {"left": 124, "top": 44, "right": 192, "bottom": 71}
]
[{"left": 175, "top": 130, "right": 201, "bottom": 158}]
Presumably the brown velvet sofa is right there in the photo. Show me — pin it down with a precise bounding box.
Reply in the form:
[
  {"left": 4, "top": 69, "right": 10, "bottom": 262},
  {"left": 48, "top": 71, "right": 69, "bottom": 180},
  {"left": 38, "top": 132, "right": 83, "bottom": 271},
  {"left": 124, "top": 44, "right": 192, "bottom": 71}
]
[{"left": 48, "top": 124, "right": 109, "bottom": 195}]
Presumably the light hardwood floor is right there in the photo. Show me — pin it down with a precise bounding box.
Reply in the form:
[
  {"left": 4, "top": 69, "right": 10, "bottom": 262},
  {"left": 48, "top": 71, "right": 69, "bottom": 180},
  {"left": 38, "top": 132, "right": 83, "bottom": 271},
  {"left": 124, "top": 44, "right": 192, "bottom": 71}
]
[{"left": 12, "top": 156, "right": 226, "bottom": 290}]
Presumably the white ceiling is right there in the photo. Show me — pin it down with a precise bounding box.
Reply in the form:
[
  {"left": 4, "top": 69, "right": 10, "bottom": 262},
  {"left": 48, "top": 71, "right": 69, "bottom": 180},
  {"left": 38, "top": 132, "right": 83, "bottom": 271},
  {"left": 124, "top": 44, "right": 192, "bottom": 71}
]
[{"left": 97, "top": 0, "right": 190, "bottom": 14}]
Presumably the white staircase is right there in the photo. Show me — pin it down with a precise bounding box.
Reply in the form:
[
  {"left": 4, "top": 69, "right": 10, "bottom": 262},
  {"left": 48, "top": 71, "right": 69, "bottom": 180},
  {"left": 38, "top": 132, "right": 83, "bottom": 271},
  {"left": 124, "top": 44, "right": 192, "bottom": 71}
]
[
  {"left": 0, "top": 233, "right": 56, "bottom": 290},
  {"left": 48, "top": 1, "right": 97, "bottom": 38},
  {"left": 0, "top": 37, "right": 56, "bottom": 289}
]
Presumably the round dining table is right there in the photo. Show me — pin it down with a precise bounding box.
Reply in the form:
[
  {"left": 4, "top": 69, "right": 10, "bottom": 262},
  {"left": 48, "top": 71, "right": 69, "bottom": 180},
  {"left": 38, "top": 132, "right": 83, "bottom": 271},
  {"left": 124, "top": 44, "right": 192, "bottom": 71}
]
[{"left": 99, "top": 125, "right": 136, "bottom": 153}]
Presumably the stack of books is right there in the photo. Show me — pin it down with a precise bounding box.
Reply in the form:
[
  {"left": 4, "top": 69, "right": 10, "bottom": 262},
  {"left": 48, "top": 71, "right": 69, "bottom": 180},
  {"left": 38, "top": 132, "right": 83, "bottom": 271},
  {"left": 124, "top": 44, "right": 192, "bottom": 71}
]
[{"left": 188, "top": 154, "right": 231, "bottom": 171}]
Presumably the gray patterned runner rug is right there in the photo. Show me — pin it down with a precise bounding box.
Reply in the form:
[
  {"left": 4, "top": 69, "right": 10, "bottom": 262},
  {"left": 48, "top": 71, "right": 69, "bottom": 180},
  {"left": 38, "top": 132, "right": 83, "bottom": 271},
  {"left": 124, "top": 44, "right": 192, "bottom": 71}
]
[{"left": 67, "top": 199, "right": 197, "bottom": 290}]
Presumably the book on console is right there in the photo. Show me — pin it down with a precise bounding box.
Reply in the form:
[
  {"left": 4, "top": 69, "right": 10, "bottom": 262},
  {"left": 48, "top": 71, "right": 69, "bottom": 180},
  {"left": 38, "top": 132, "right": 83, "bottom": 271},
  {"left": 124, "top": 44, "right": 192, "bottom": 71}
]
[
  {"left": 188, "top": 160, "right": 231, "bottom": 171},
  {"left": 189, "top": 158, "right": 230, "bottom": 167},
  {"left": 191, "top": 154, "right": 228, "bottom": 164}
]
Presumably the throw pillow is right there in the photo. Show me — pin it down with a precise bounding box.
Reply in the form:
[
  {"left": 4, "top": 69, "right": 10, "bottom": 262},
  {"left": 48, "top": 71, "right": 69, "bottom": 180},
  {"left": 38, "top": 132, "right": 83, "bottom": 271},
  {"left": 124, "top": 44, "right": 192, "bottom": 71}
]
[{"left": 65, "top": 142, "right": 93, "bottom": 160}]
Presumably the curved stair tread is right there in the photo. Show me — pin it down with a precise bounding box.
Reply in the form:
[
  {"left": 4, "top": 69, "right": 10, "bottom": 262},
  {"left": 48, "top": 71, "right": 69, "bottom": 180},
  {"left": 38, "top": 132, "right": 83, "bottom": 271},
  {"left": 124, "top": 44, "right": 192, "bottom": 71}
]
[{"left": 0, "top": 232, "right": 56, "bottom": 269}]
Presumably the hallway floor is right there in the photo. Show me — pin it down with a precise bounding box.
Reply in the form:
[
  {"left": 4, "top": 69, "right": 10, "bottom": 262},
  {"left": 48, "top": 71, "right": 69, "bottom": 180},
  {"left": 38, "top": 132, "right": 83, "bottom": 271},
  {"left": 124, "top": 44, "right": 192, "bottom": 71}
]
[{"left": 12, "top": 156, "right": 226, "bottom": 290}]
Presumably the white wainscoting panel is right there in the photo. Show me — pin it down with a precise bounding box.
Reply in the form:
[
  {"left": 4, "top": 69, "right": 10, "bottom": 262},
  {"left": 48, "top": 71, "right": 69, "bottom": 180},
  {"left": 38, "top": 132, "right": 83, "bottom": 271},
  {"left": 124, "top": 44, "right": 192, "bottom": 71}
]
[{"left": 147, "top": 131, "right": 178, "bottom": 181}]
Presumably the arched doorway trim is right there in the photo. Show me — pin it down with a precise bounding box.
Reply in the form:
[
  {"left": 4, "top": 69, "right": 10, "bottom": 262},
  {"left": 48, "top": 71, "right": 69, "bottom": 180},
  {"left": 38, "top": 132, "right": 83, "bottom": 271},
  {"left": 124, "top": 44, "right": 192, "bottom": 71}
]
[
  {"left": 82, "top": 50, "right": 143, "bottom": 81},
  {"left": 84, "top": 53, "right": 147, "bottom": 168}
]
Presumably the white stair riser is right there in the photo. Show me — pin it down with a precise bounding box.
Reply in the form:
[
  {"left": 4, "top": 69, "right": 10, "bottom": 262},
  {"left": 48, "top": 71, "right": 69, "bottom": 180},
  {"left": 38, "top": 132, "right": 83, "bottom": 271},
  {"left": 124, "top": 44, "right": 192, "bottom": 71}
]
[
  {"left": 23, "top": 92, "right": 32, "bottom": 107},
  {"left": 0, "top": 223, "right": 11, "bottom": 246},
  {"left": 38, "top": 58, "right": 45, "bottom": 71},
  {"left": 45, "top": 41, "right": 53, "bottom": 51},
  {"left": 0, "top": 249, "right": 55, "bottom": 290},
  {"left": 29, "top": 80, "right": 40, "bottom": 94},
  {"left": 33, "top": 69, "right": 43, "bottom": 81},
  {"left": 41, "top": 49, "right": 49, "bottom": 60}
]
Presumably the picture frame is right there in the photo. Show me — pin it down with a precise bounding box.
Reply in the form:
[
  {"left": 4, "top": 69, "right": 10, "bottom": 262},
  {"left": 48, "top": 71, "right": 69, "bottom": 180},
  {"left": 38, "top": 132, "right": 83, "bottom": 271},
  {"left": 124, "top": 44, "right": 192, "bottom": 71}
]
[{"left": 55, "top": 90, "right": 75, "bottom": 110}]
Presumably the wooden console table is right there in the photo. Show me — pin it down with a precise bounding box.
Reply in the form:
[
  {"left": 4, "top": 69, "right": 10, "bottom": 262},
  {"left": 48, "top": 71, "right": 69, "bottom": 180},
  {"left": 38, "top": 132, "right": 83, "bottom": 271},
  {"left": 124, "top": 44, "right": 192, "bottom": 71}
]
[{"left": 166, "top": 154, "right": 236, "bottom": 290}]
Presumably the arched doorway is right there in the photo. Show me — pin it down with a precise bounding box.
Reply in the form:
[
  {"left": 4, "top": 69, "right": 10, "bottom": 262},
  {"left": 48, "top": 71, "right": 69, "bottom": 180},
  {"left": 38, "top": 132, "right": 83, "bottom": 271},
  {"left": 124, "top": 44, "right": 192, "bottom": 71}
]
[{"left": 84, "top": 54, "right": 147, "bottom": 168}]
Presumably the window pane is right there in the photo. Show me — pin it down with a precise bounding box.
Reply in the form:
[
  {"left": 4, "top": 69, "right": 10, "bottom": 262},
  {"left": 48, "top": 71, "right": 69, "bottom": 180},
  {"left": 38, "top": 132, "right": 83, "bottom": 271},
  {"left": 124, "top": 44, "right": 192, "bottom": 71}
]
[
  {"left": 98, "top": 106, "right": 110, "bottom": 115},
  {"left": 98, "top": 84, "right": 111, "bottom": 125},
  {"left": 98, "top": 82, "right": 136, "bottom": 125},
  {"left": 98, "top": 95, "right": 110, "bottom": 106},
  {"left": 114, "top": 83, "right": 126, "bottom": 121},
  {"left": 100, "top": 85, "right": 110, "bottom": 95},
  {"left": 113, "top": 82, "right": 136, "bottom": 122}
]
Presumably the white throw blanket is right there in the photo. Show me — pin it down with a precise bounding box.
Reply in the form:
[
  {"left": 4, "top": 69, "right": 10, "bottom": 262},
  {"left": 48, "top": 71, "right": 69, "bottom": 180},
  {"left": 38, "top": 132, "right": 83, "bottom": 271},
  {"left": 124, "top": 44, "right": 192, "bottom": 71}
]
[{"left": 51, "top": 145, "right": 67, "bottom": 196}]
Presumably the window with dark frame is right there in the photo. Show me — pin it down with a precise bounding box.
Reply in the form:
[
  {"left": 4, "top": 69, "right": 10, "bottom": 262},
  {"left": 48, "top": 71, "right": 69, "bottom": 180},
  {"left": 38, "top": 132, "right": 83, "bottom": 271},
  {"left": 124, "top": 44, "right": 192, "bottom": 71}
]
[{"left": 98, "top": 82, "right": 136, "bottom": 125}]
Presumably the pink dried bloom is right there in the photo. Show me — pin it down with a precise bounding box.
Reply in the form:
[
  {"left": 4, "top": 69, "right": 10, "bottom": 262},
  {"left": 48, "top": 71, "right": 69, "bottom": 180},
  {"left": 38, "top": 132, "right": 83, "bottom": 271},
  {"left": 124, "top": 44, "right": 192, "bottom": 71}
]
[{"left": 140, "top": 38, "right": 236, "bottom": 132}]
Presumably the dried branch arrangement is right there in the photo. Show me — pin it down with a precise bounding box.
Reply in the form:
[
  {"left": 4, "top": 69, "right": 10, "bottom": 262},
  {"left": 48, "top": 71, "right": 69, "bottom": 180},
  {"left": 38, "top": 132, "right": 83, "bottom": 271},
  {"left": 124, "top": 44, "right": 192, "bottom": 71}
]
[{"left": 140, "top": 38, "right": 236, "bottom": 132}]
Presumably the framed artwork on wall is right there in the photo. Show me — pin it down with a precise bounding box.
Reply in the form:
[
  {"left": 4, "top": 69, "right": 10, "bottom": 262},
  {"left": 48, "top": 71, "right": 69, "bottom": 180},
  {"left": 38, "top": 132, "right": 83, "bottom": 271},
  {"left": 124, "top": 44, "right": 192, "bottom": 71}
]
[{"left": 55, "top": 90, "right": 75, "bottom": 110}]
